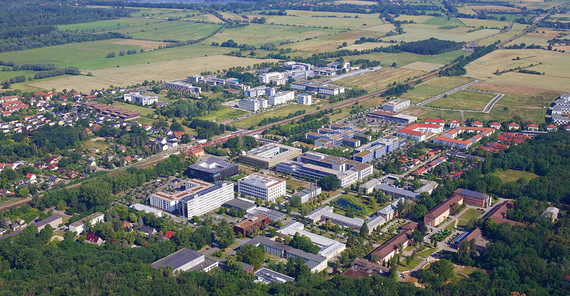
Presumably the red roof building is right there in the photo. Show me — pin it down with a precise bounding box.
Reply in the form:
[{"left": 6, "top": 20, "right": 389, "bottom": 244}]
[{"left": 164, "top": 231, "right": 175, "bottom": 239}]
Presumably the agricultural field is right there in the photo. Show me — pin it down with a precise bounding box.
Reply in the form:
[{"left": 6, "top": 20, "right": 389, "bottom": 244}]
[
  {"left": 208, "top": 23, "right": 340, "bottom": 47},
  {"left": 402, "top": 62, "right": 444, "bottom": 72},
  {"left": 28, "top": 55, "right": 274, "bottom": 92},
  {"left": 425, "top": 90, "right": 496, "bottom": 111},
  {"left": 335, "top": 67, "right": 423, "bottom": 92},
  {"left": 111, "top": 21, "right": 222, "bottom": 42},
  {"left": 248, "top": 10, "right": 386, "bottom": 29},
  {"left": 491, "top": 169, "right": 539, "bottom": 183},
  {"left": 383, "top": 26, "right": 500, "bottom": 43},
  {"left": 400, "top": 76, "right": 474, "bottom": 104},
  {"left": 58, "top": 17, "right": 160, "bottom": 32},
  {"left": 464, "top": 49, "right": 570, "bottom": 92}
]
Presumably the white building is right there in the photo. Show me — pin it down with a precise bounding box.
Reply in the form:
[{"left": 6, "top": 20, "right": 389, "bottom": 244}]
[
  {"left": 278, "top": 222, "right": 346, "bottom": 259},
  {"left": 259, "top": 72, "right": 287, "bottom": 85},
  {"left": 382, "top": 99, "right": 410, "bottom": 113},
  {"left": 238, "top": 173, "right": 286, "bottom": 203},
  {"left": 238, "top": 98, "right": 268, "bottom": 112},
  {"left": 268, "top": 91, "right": 295, "bottom": 106},
  {"left": 150, "top": 179, "right": 234, "bottom": 219},
  {"left": 163, "top": 81, "right": 201, "bottom": 94},
  {"left": 305, "top": 206, "right": 364, "bottom": 229},
  {"left": 297, "top": 93, "right": 312, "bottom": 105},
  {"left": 245, "top": 86, "right": 275, "bottom": 97},
  {"left": 69, "top": 212, "right": 105, "bottom": 234},
  {"left": 123, "top": 92, "right": 158, "bottom": 106}
]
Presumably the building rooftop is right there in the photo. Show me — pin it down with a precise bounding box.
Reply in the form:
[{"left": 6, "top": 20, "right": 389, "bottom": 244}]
[
  {"left": 223, "top": 198, "right": 257, "bottom": 211},
  {"left": 239, "top": 173, "right": 285, "bottom": 189},
  {"left": 255, "top": 267, "right": 295, "bottom": 284},
  {"left": 189, "top": 157, "right": 236, "bottom": 173},
  {"left": 32, "top": 213, "right": 61, "bottom": 229}
]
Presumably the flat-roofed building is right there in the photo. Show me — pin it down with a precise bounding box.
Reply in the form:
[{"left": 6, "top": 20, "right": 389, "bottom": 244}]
[
  {"left": 305, "top": 206, "right": 364, "bottom": 229},
  {"left": 131, "top": 203, "right": 163, "bottom": 217},
  {"left": 276, "top": 161, "right": 359, "bottom": 188},
  {"left": 382, "top": 99, "right": 410, "bottom": 112},
  {"left": 69, "top": 212, "right": 104, "bottom": 234},
  {"left": 255, "top": 268, "right": 295, "bottom": 284},
  {"left": 292, "top": 185, "right": 321, "bottom": 204},
  {"left": 239, "top": 144, "right": 302, "bottom": 169},
  {"left": 238, "top": 173, "right": 286, "bottom": 202},
  {"left": 259, "top": 72, "right": 287, "bottom": 85},
  {"left": 244, "top": 236, "right": 328, "bottom": 273},
  {"left": 367, "top": 110, "right": 417, "bottom": 124},
  {"left": 268, "top": 91, "right": 295, "bottom": 106},
  {"left": 291, "top": 80, "right": 345, "bottom": 96},
  {"left": 453, "top": 188, "right": 491, "bottom": 207},
  {"left": 233, "top": 214, "right": 269, "bottom": 237},
  {"left": 297, "top": 93, "right": 312, "bottom": 105},
  {"left": 187, "top": 157, "right": 238, "bottom": 182},
  {"left": 152, "top": 248, "right": 218, "bottom": 274},
  {"left": 239, "top": 97, "right": 268, "bottom": 112},
  {"left": 278, "top": 222, "right": 346, "bottom": 259},
  {"left": 32, "top": 213, "right": 62, "bottom": 231},
  {"left": 163, "top": 81, "right": 201, "bottom": 94},
  {"left": 123, "top": 92, "right": 158, "bottom": 106}
]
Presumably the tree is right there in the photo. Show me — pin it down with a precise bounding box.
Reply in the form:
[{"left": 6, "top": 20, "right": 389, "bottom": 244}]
[
  {"left": 236, "top": 244, "right": 265, "bottom": 269},
  {"left": 411, "top": 204, "right": 428, "bottom": 220},
  {"left": 318, "top": 175, "right": 340, "bottom": 191},
  {"left": 290, "top": 195, "right": 302, "bottom": 208},
  {"left": 215, "top": 219, "right": 235, "bottom": 249},
  {"left": 289, "top": 233, "right": 319, "bottom": 254},
  {"left": 360, "top": 222, "right": 369, "bottom": 238}
]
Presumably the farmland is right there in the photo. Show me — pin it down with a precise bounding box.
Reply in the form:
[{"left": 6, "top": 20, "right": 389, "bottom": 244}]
[
  {"left": 425, "top": 90, "right": 496, "bottom": 111},
  {"left": 111, "top": 21, "right": 222, "bottom": 42},
  {"left": 400, "top": 76, "right": 474, "bottom": 104},
  {"left": 336, "top": 67, "right": 423, "bottom": 92}
]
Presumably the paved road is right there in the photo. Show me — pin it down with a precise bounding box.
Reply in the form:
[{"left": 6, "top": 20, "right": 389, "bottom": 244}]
[{"left": 416, "top": 80, "right": 482, "bottom": 106}]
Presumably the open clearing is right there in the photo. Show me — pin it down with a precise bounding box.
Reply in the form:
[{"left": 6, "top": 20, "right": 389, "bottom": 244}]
[
  {"left": 425, "top": 90, "right": 495, "bottom": 111},
  {"left": 197, "top": 107, "right": 247, "bottom": 122},
  {"left": 383, "top": 26, "right": 500, "bottom": 43},
  {"left": 402, "top": 62, "right": 444, "bottom": 72},
  {"left": 111, "top": 21, "right": 222, "bottom": 41},
  {"left": 107, "top": 39, "right": 169, "bottom": 49},
  {"left": 491, "top": 169, "right": 539, "bottom": 183},
  {"left": 336, "top": 67, "right": 423, "bottom": 92},
  {"left": 249, "top": 10, "right": 386, "bottom": 29},
  {"left": 113, "top": 102, "right": 154, "bottom": 117},
  {"left": 400, "top": 76, "right": 474, "bottom": 104},
  {"left": 465, "top": 49, "right": 570, "bottom": 92},
  {"left": 29, "top": 55, "right": 275, "bottom": 92},
  {"left": 458, "top": 208, "right": 483, "bottom": 221},
  {"left": 232, "top": 104, "right": 317, "bottom": 129}
]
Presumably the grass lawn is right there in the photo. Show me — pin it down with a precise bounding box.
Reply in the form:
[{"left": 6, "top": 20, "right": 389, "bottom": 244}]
[
  {"left": 417, "top": 246, "right": 438, "bottom": 258},
  {"left": 286, "top": 178, "right": 310, "bottom": 191},
  {"left": 425, "top": 90, "right": 495, "bottom": 111},
  {"left": 458, "top": 208, "right": 483, "bottom": 221},
  {"left": 113, "top": 102, "right": 155, "bottom": 116},
  {"left": 400, "top": 76, "right": 474, "bottom": 104},
  {"left": 232, "top": 103, "right": 317, "bottom": 129},
  {"left": 491, "top": 169, "right": 539, "bottom": 183},
  {"left": 197, "top": 107, "right": 247, "bottom": 122},
  {"left": 397, "top": 257, "right": 423, "bottom": 271},
  {"left": 444, "top": 221, "right": 456, "bottom": 231}
]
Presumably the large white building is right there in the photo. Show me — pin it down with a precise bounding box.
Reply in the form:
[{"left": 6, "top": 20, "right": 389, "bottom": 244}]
[
  {"left": 150, "top": 179, "right": 234, "bottom": 218},
  {"left": 268, "top": 91, "right": 295, "bottom": 106},
  {"left": 163, "top": 81, "right": 201, "bottom": 94},
  {"left": 69, "top": 212, "right": 105, "bottom": 234},
  {"left": 238, "top": 173, "right": 286, "bottom": 203},
  {"left": 260, "top": 72, "right": 287, "bottom": 85},
  {"left": 382, "top": 99, "right": 410, "bottom": 112},
  {"left": 239, "top": 97, "right": 268, "bottom": 112},
  {"left": 123, "top": 92, "right": 158, "bottom": 106},
  {"left": 297, "top": 93, "right": 312, "bottom": 105},
  {"left": 245, "top": 86, "right": 275, "bottom": 97},
  {"left": 291, "top": 80, "right": 345, "bottom": 96},
  {"left": 278, "top": 222, "right": 346, "bottom": 259}
]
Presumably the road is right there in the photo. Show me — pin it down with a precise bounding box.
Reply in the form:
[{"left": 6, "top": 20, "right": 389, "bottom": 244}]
[{"left": 416, "top": 80, "right": 481, "bottom": 107}]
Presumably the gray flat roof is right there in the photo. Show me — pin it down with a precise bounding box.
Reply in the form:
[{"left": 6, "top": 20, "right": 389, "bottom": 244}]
[
  {"left": 152, "top": 248, "right": 203, "bottom": 270},
  {"left": 224, "top": 198, "right": 256, "bottom": 210},
  {"left": 188, "top": 157, "right": 237, "bottom": 173}
]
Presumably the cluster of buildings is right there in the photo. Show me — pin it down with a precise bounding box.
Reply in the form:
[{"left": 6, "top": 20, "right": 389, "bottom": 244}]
[
  {"left": 238, "top": 90, "right": 296, "bottom": 112},
  {"left": 382, "top": 99, "right": 410, "bottom": 113},
  {"left": 276, "top": 151, "right": 373, "bottom": 188},
  {"left": 82, "top": 101, "right": 140, "bottom": 120},
  {"left": 305, "top": 124, "right": 370, "bottom": 149},
  {"left": 278, "top": 222, "right": 346, "bottom": 260},
  {"left": 163, "top": 81, "right": 202, "bottom": 95},
  {"left": 367, "top": 110, "right": 418, "bottom": 124},
  {"left": 123, "top": 92, "right": 158, "bottom": 106},
  {"left": 353, "top": 136, "right": 405, "bottom": 163},
  {"left": 482, "top": 132, "right": 530, "bottom": 153},
  {"left": 291, "top": 80, "right": 345, "bottom": 96},
  {"left": 0, "top": 96, "right": 29, "bottom": 116},
  {"left": 551, "top": 93, "right": 570, "bottom": 125},
  {"left": 239, "top": 143, "right": 302, "bottom": 169},
  {"left": 413, "top": 156, "right": 447, "bottom": 175},
  {"left": 424, "top": 188, "right": 491, "bottom": 227},
  {"left": 370, "top": 222, "right": 418, "bottom": 264},
  {"left": 432, "top": 126, "right": 495, "bottom": 150},
  {"left": 396, "top": 121, "right": 444, "bottom": 142}
]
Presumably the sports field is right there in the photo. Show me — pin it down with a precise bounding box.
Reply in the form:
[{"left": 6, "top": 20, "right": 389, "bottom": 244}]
[
  {"left": 28, "top": 55, "right": 276, "bottom": 92},
  {"left": 425, "top": 90, "right": 495, "bottom": 111},
  {"left": 465, "top": 49, "right": 570, "bottom": 92}
]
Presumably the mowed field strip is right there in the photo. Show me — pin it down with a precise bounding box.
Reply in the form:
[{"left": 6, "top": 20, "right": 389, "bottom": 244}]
[{"left": 30, "top": 55, "right": 277, "bottom": 92}]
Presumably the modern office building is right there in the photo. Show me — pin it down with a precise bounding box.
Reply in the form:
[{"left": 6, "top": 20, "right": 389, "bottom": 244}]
[
  {"left": 259, "top": 72, "right": 287, "bottom": 85},
  {"left": 152, "top": 248, "right": 218, "bottom": 273},
  {"left": 123, "top": 92, "right": 158, "bottom": 106},
  {"left": 382, "top": 99, "right": 410, "bottom": 112},
  {"left": 238, "top": 97, "right": 268, "bottom": 112},
  {"left": 305, "top": 206, "right": 364, "bottom": 230},
  {"left": 187, "top": 157, "right": 238, "bottom": 182},
  {"left": 292, "top": 185, "right": 321, "bottom": 204},
  {"left": 245, "top": 86, "right": 275, "bottom": 97},
  {"left": 367, "top": 110, "right": 417, "bottom": 124},
  {"left": 291, "top": 80, "right": 345, "bottom": 96},
  {"left": 244, "top": 236, "right": 328, "bottom": 273},
  {"left": 297, "top": 93, "right": 312, "bottom": 105},
  {"left": 239, "top": 144, "right": 302, "bottom": 169},
  {"left": 353, "top": 136, "right": 404, "bottom": 163},
  {"left": 150, "top": 179, "right": 234, "bottom": 218},
  {"left": 233, "top": 214, "right": 269, "bottom": 237},
  {"left": 268, "top": 91, "right": 295, "bottom": 106},
  {"left": 278, "top": 222, "right": 346, "bottom": 259},
  {"left": 163, "top": 81, "right": 201, "bottom": 94},
  {"left": 276, "top": 161, "right": 358, "bottom": 188},
  {"left": 238, "top": 173, "right": 286, "bottom": 202},
  {"left": 297, "top": 152, "right": 373, "bottom": 181}
]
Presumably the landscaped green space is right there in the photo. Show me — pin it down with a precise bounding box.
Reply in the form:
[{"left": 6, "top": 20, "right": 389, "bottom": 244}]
[
  {"left": 113, "top": 102, "right": 155, "bottom": 116},
  {"left": 232, "top": 103, "right": 317, "bottom": 129},
  {"left": 426, "top": 90, "right": 495, "bottom": 111},
  {"left": 417, "top": 246, "right": 438, "bottom": 258},
  {"left": 458, "top": 208, "right": 483, "bottom": 222},
  {"left": 491, "top": 169, "right": 539, "bottom": 183},
  {"left": 397, "top": 256, "right": 423, "bottom": 271},
  {"left": 197, "top": 107, "right": 247, "bottom": 122}
]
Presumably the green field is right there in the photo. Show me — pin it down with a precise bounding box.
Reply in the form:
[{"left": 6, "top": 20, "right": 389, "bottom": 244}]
[
  {"left": 401, "top": 76, "right": 474, "bottom": 104},
  {"left": 112, "top": 21, "right": 222, "bottom": 41},
  {"left": 197, "top": 107, "right": 247, "bottom": 122},
  {"left": 113, "top": 102, "right": 155, "bottom": 116},
  {"left": 491, "top": 169, "right": 539, "bottom": 183},
  {"left": 58, "top": 17, "right": 159, "bottom": 32},
  {"left": 232, "top": 103, "right": 317, "bottom": 129},
  {"left": 249, "top": 10, "right": 386, "bottom": 29},
  {"left": 0, "top": 70, "right": 37, "bottom": 82},
  {"left": 383, "top": 26, "right": 499, "bottom": 43},
  {"left": 426, "top": 90, "right": 495, "bottom": 111},
  {"left": 336, "top": 67, "right": 423, "bottom": 92},
  {"left": 458, "top": 208, "right": 483, "bottom": 221}
]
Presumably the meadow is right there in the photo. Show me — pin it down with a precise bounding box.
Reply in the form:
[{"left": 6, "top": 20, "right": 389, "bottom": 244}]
[
  {"left": 425, "top": 90, "right": 495, "bottom": 111},
  {"left": 335, "top": 67, "right": 423, "bottom": 92},
  {"left": 400, "top": 76, "right": 474, "bottom": 104},
  {"left": 197, "top": 107, "right": 247, "bottom": 122},
  {"left": 248, "top": 10, "right": 386, "bottom": 29},
  {"left": 111, "top": 21, "right": 222, "bottom": 41},
  {"left": 491, "top": 169, "right": 539, "bottom": 183}
]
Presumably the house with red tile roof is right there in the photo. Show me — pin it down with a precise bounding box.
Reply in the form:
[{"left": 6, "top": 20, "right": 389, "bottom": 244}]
[
  {"left": 508, "top": 122, "right": 519, "bottom": 130},
  {"left": 449, "top": 119, "right": 460, "bottom": 128},
  {"left": 546, "top": 124, "right": 557, "bottom": 132},
  {"left": 164, "top": 231, "right": 175, "bottom": 239},
  {"left": 472, "top": 120, "right": 483, "bottom": 127},
  {"left": 489, "top": 121, "right": 501, "bottom": 129},
  {"left": 527, "top": 123, "right": 539, "bottom": 131}
]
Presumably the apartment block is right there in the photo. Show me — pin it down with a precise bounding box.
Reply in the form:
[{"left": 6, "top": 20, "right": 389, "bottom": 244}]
[{"left": 238, "top": 173, "right": 286, "bottom": 202}]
